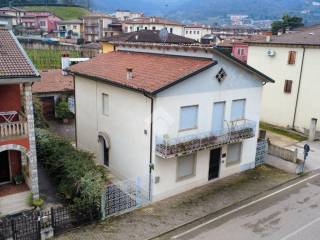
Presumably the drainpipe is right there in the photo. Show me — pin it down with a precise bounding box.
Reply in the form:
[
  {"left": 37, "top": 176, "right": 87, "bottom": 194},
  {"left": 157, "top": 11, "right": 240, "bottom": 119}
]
[
  {"left": 292, "top": 47, "right": 306, "bottom": 129},
  {"left": 143, "top": 92, "right": 154, "bottom": 201}
]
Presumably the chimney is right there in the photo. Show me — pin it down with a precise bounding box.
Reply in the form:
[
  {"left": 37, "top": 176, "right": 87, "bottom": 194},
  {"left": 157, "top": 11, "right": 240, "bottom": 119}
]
[{"left": 127, "top": 68, "right": 133, "bottom": 80}]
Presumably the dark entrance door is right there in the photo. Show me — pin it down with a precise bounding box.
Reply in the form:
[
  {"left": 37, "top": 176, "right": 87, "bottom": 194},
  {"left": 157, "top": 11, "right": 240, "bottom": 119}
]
[
  {"left": 0, "top": 151, "right": 10, "bottom": 183},
  {"left": 103, "top": 140, "right": 109, "bottom": 167},
  {"left": 208, "top": 148, "right": 221, "bottom": 180},
  {"left": 41, "top": 96, "right": 55, "bottom": 120}
]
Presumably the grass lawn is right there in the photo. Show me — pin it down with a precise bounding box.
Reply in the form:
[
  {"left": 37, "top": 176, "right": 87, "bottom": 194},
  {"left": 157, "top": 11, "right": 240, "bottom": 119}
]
[
  {"left": 23, "top": 6, "right": 90, "bottom": 20},
  {"left": 260, "top": 122, "right": 307, "bottom": 142},
  {"left": 26, "top": 48, "right": 81, "bottom": 70}
]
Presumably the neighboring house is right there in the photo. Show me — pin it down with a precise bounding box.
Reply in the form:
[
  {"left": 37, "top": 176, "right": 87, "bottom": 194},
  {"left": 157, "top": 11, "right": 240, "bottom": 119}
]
[
  {"left": 82, "top": 14, "right": 114, "bottom": 42},
  {"left": 232, "top": 42, "right": 248, "bottom": 63},
  {"left": 57, "top": 19, "right": 83, "bottom": 39},
  {"left": 69, "top": 43, "right": 273, "bottom": 201},
  {"left": 100, "top": 30, "right": 198, "bottom": 53},
  {"left": 0, "top": 29, "right": 40, "bottom": 214},
  {"left": 32, "top": 70, "right": 74, "bottom": 120},
  {"left": 0, "top": 6, "right": 25, "bottom": 26},
  {"left": 247, "top": 25, "right": 320, "bottom": 135},
  {"left": 0, "top": 13, "right": 13, "bottom": 29},
  {"left": 123, "top": 17, "right": 184, "bottom": 36},
  {"left": 184, "top": 24, "right": 212, "bottom": 42},
  {"left": 201, "top": 34, "right": 221, "bottom": 45},
  {"left": 114, "top": 10, "right": 144, "bottom": 21},
  {"left": 21, "top": 11, "right": 61, "bottom": 33}
]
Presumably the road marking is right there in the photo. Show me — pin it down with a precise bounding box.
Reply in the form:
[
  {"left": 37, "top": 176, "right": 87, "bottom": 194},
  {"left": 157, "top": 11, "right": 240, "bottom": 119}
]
[
  {"left": 171, "top": 173, "right": 320, "bottom": 239},
  {"left": 279, "top": 216, "right": 320, "bottom": 240}
]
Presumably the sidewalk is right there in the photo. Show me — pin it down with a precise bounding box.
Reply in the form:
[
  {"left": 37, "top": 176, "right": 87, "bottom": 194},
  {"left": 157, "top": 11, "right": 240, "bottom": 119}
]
[{"left": 56, "top": 165, "right": 297, "bottom": 240}]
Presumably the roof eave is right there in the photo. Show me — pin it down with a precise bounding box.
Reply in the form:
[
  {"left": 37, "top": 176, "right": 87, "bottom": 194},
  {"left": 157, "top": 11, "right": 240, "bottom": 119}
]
[{"left": 0, "top": 76, "right": 40, "bottom": 85}]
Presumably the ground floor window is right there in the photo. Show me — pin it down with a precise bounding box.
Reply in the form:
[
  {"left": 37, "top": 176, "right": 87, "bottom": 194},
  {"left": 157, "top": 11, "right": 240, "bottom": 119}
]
[
  {"left": 176, "top": 154, "right": 196, "bottom": 181},
  {"left": 227, "top": 143, "right": 242, "bottom": 167}
]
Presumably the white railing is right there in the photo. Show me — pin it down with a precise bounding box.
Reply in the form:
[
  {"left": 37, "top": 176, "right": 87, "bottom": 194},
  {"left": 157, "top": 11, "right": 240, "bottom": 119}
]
[
  {"left": 156, "top": 119, "right": 256, "bottom": 159},
  {"left": 0, "top": 121, "right": 28, "bottom": 139}
]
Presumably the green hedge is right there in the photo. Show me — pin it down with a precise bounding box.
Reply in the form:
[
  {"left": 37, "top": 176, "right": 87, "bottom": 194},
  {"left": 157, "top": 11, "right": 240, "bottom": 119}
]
[{"left": 36, "top": 128, "right": 108, "bottom": 207}]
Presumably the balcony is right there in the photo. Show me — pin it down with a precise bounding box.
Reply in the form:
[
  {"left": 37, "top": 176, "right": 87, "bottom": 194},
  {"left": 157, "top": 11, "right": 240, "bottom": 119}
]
[
  {"left": 0, "top": 112, "right": 28, "bottom": 140},
  {"left": 155, "top": 119, "right": 256, "bottom": 159}
]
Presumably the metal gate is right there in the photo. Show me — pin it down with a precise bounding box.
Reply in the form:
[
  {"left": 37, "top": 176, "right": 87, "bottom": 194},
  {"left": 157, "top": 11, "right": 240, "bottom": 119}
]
[
  {"left": 255, "top": 139, "right": 268, "bottom": 166},
  {"left": 101, "top": 177, "right": 150, "bottom": 219}
]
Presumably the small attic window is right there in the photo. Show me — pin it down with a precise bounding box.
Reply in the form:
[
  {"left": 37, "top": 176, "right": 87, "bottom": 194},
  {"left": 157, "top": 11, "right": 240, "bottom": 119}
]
[{"left": 216, "top": 68, "right": 227, "bottom": 83}]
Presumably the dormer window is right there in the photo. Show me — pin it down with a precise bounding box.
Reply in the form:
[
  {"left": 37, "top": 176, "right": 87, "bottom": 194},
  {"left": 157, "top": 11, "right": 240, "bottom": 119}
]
[{"left": 216, "top": 68, "right": 227, "bottom": 83}]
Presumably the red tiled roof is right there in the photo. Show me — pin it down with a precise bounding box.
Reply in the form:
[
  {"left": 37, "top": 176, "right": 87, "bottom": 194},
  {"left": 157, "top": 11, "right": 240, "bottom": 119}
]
[
  {"left": 69, "top": 51, "right": 215, "bottom": 94},
  {"left": 0, "top": 29, "right": 39, "bottom": 79},
  {"left": 32, "top": 69, "right": 74, "bottom": 93}
]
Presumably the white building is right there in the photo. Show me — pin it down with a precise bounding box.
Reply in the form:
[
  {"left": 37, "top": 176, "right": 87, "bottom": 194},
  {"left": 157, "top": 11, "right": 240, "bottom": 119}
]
[
  {"left": 114, "top": 10, "right": 144, "bottom": 21},
  {"left": 57, "top": 19, "right": 83, "bottom": 39},
  {"left": 247, "top": 25, "right": 320, "bottom": 136},
  {"left": 123, "top": 17, "right": 184, "bottom": 36},
  {"left": 184, "top": 24, "right": 212, "bottom": 42},
  {"left": 69, "top": 43, "right": 273, "bottom": 201}
]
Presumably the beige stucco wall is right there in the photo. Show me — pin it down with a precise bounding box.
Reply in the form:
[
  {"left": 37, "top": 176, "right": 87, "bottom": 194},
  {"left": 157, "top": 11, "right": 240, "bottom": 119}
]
[
  {"left": 247, "top": 45, "right": 304, "bottom": 128},
  {"left": 75, "top": 76, "right": 151, "bottom": 180}
]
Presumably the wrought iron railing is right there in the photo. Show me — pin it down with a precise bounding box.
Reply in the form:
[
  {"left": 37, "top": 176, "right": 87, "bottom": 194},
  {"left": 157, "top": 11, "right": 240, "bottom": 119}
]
[{"left": 156, "top": 119, "right": 256, "bottom": 159}]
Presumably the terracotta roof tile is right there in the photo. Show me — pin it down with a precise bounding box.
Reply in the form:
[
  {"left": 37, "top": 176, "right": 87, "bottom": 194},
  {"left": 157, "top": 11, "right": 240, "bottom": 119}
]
[
  {"left": 32, "top": 69, "right": 74, "bottom": 93},
  {"left": 0, "top": 29, "right": 39, "bottom": 79},
  {"left": 69, "top": 51, "right": 215, "bottom": 93}
]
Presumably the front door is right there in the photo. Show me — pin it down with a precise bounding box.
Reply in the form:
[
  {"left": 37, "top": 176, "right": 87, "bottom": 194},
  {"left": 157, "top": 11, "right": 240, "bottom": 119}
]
[
  {"left": 0, "top": 151, "right": 10, "bottom": 183},
  {"left": 208, "top": 148, "right": 221, "bottom": 181}
]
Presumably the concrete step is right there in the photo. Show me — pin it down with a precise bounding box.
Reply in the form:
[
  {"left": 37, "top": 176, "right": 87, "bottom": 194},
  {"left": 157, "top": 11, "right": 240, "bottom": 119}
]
[{"left": 0, "top": 191, "right": 33, "bottom": 216}]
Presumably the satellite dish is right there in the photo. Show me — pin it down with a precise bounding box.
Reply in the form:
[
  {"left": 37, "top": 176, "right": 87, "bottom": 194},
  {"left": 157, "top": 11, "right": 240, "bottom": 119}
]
[{"left": 159, "top": 28, "right": 169, "bottom": 43}]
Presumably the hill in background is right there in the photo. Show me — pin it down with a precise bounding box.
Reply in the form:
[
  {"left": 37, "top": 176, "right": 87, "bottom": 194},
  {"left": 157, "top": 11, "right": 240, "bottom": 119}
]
[{"left": 22, "top": 5, "right": 90, "bottom": 20}]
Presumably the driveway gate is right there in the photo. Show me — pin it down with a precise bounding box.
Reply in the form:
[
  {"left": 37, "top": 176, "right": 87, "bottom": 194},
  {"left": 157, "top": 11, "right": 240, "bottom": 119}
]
[{"left": 255, "top": 139, "right": 268, "bottom": 166}]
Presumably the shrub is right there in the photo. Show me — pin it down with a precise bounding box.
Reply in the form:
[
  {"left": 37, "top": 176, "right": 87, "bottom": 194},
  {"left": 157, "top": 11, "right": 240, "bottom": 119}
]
[
  {"left": 33, "top": 97, "right": 49, "bottom": 129},
  {"left": 36, "top": 128, "right": 108, "bottom": 206},
  {"left": 55, "top": 97, "right": 74, "bottom": 120}
]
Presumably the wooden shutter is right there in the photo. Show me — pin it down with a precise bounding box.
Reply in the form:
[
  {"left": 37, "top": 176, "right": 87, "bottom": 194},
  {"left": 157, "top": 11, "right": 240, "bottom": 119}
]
[
  {"left": 288, "top": 51, "right": 296, "bottom": 65},
  {"left": 284, "top": 80, "right": 293, "bottom": 93}
]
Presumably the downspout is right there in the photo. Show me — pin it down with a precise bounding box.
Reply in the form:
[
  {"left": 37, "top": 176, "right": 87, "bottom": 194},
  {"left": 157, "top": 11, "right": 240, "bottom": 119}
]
[
  {"left": 143, "top": 92, "right": 154, "bottom": 201},
  {"left": 292, "top": 47, "right": 306, "bottom": 129}
]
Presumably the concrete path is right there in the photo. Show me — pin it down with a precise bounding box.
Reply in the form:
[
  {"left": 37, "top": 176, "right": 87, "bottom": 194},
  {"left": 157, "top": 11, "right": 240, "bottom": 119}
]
[
  {"left": 56, "top": 165, "right": 297, "bottom": 240},
  {"left": 157, "top": 172, "right": 320, "bottom": 240},
  {"left": 266, "top": 131, "right": 298, "bottom": 148},
  {"left": 0, "top": 191, "right": 32, "bottom": 216}
]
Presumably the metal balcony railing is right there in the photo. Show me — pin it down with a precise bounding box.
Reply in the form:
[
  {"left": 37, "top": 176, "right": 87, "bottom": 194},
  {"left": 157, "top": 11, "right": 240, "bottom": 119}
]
[
  {"left": 155, "top": 119, "right": 256, "bottom": 159},
  {"left": 0, "top": 112, "right": 28, "bottom": 140}
]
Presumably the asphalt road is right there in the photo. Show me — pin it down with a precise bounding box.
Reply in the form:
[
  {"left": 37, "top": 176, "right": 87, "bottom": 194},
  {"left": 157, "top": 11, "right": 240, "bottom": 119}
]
[{"left": 156, "top": 173, "right": 320, "bottom": 240}]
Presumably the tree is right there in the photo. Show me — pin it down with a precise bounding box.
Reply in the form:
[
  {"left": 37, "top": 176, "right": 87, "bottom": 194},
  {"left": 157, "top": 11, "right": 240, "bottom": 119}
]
[{"left": 272, "top": 14, "right": 304, "bottom": 35}]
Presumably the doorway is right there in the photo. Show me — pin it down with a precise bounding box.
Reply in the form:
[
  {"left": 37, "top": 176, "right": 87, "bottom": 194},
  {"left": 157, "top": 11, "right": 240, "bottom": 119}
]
[
  {"left": 208, "top": 148, "right": 221, "bottom": 181},
  {"left": 0, "top": 151, "right": 10, "bottom": 184},
  {"left": 99, "top": 136, "right": 109, "bottom": 167}
]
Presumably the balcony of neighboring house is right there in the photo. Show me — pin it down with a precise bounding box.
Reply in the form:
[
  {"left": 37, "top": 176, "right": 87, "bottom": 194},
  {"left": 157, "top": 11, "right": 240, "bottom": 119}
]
[
  {"left": 156, "top": 119, "right": 256, "bottom": 159},
  {"left": 0, "top": 85, "right": 28, "bottom": 144}
]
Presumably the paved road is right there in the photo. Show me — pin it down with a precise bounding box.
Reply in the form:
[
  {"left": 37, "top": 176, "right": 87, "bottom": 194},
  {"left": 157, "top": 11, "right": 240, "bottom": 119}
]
[{"left": 157, "top": 173, "right": 320, "bottom": 240}]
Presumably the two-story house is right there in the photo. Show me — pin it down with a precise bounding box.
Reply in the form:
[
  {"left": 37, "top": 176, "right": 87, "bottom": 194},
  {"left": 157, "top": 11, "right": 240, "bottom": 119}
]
[
  {"left": 69, "top": 43, "right": 273, "bottom": 201},
  {"left": 247, "top": 25, "right": 320, "bottom": 136},
  {"left": 57, "top": 19, "right": 83, "bottom": 40},
  {"left": 184, "top": 24, "right": 212, "bottom": 42},
  {"left": 0, "top": 29, "right": 40, "bottom": 214}
]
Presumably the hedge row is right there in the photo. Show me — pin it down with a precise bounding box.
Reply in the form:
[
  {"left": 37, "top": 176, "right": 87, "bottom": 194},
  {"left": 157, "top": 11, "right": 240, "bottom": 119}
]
[{"left": 35, "top": 128, "right": 108, "bottom": 207}]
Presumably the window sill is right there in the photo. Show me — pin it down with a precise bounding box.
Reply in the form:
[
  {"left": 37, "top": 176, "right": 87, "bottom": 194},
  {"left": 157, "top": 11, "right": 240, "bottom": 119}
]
[
  {"left": 178, "top": 127, "right": 198, "bottom": 133},
  {"left": 226, "top": 161, "right": 241, "bottom": 168}
]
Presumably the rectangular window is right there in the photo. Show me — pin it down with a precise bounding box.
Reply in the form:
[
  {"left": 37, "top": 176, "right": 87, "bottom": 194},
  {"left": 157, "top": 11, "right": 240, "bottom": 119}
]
[
  {"left": 170, "top": 28, "right": 173, "bottom": 33},
  {"left": 284, "top": 80, "right": 293, "bottom": 93},
  {"left": 177, "top": 154, "right": 196, "bottom": 180},
  {"left": 102, "top": 93, "right": 109, "bottom": 116},
  {"left": 227, "top": 143, "right": 242, "bottom": 166},
  {"left": 288, "top": 51, "right": 296, "bottom": 65},
  {"left": 231, "top": 99, "right": 246, "bottom": 121},
  {"left": 179, "top": 105, "right": 198, "bottom": 130}
]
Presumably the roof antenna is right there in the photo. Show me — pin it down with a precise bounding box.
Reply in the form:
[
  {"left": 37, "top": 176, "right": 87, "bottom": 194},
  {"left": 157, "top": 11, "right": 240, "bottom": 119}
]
[{"left": 159, "top": 28, "right": 169, "bottom": 44}]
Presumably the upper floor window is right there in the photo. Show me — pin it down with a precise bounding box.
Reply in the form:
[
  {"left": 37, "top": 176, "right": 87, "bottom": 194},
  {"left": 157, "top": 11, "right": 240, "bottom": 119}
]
[
  {"left": 231, "top": 99, "right": 246, "bottom": 121},
  {"left": 284, "top": 80, "right": 293, "bottom": 94},
  {"left": 152, "top": 26, "right": 156, "bottom": 30},
  {"left": 170, "top": 28, "right": 173, "bottom": 33},
  {"left": 136, "top": 27, "right": 140, "bottom": 31},
  {"left": 186, "top": 30, "right": 188, "bottom": 34},
  {"left": 288, "top": 51, "right": 296, "bottom": 65},
  {"left": 73, "top": 25, "right": 77, "bottom": 30},
  {"left": 237, "top": 48, "right": 245, "bottom": 56},
  {"left": 197, "top": 31, "right": 200, "bottom": 34},
  {"left": 40, "top": 21, "right": 46, "bottom": 27},
  {"left": 145, "top": 27, "right": 148, "bottom": 30},
  {"left": 102, "top": 93, "right": 109, "bottom": 116},
  {"left": 179, "top": 105, "right": 198, "bottom": 131}
]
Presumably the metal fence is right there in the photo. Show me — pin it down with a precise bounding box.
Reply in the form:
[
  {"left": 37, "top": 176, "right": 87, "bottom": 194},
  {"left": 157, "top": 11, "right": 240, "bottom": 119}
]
[
  {"left": 255, "top": 139, "right": 268, "bottom": 166},
  {"left": 0, "top": 205, "right": 99, "bottom": 240},
  {"left": 101, "top": 177, "right": 150, "bottom": 220}
]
